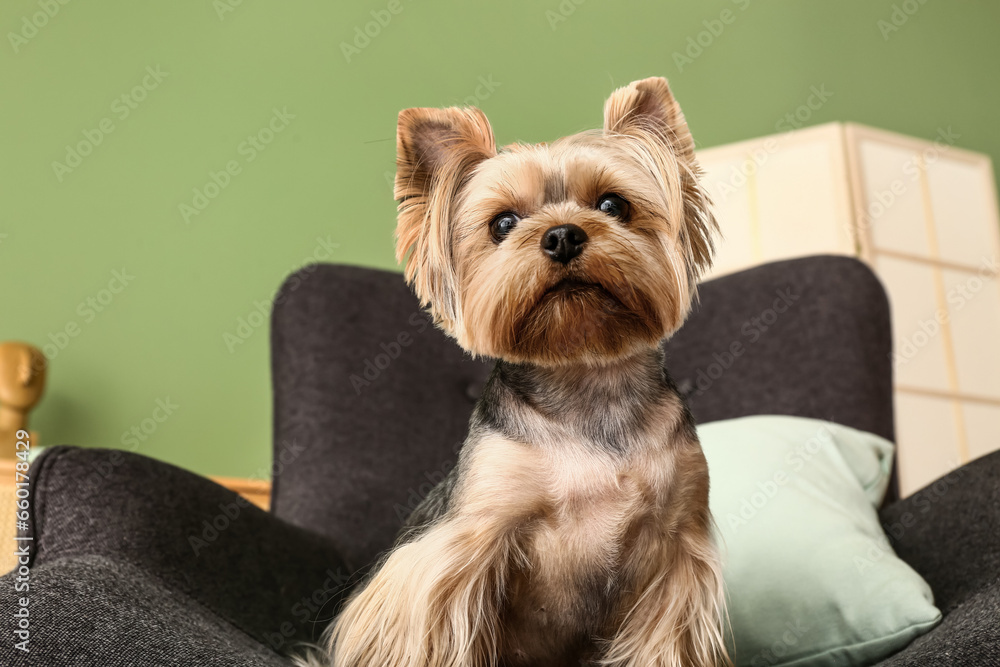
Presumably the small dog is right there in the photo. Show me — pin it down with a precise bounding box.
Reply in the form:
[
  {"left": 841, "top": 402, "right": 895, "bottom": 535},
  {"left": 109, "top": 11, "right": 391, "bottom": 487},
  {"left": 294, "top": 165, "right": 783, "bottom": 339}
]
[{"left": 319, "top": 77, "right": 729, "bottom": 667}]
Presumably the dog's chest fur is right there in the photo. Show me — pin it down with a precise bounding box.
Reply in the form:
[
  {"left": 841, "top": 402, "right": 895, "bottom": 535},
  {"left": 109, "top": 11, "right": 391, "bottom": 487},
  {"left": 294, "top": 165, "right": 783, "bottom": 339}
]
[
  {"left": 503, "top": 440, "right": 659, "bottom": 662},
  {"left": 456, "top": 351, "right": 701, "bottom": 665}
]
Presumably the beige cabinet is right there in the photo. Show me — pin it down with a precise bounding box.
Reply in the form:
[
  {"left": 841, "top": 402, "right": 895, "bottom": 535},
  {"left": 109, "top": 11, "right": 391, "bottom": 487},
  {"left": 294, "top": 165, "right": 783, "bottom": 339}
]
[{"left": 696, "top": 123, "right": 1000, "bottom": 496}]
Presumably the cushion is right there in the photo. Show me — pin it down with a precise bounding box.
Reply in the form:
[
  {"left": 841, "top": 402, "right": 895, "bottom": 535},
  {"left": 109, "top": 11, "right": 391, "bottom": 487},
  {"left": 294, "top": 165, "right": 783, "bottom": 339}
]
[{"left": 699, "top": 415, "right": 941, "bottom": 667}]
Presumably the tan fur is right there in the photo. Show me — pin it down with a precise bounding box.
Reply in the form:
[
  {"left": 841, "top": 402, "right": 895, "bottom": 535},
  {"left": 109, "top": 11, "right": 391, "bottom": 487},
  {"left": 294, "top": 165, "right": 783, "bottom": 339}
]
[
  {"left": 394, "top": 77, "right": 717, "bottom": 364},
  {"left": 327, "top": 413, "right": 728, "bottom": 666},
  {"left": 395, "top": 106, "right": 497, "bottom": 333},
  {"left": 317, "top": 77, "right": 731, "bottom": 667},
  {"left": 601, "top": 445, "right": 729, "bottom": 667},
  {"left": 499, "top": 396, "right": 729, "bottom": 667},
  {"left": 327, "top": 437, "right": 541, "bottom": 667}
]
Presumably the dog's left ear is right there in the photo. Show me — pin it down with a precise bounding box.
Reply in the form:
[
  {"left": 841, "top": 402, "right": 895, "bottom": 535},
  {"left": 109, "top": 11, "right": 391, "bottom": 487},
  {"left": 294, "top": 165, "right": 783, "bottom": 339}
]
[
  {"left": 604, "top": 77, "right": 696, "bottom": 158},
  {"left": 603, "top": 77, "right": 716, "bottom": 277}
]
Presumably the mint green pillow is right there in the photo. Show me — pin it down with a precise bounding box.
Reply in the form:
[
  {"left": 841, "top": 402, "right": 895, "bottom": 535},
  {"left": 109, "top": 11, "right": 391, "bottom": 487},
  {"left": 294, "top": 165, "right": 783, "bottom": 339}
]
[{"left": 698, "top": 416, "right": 940, "bottom": 667}]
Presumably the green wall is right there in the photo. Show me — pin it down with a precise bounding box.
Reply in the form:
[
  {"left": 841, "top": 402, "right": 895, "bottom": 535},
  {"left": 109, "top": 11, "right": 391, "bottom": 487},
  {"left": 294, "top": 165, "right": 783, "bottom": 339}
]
[{"left": 3, "top": 0, "right": 999, "bottom": 478}]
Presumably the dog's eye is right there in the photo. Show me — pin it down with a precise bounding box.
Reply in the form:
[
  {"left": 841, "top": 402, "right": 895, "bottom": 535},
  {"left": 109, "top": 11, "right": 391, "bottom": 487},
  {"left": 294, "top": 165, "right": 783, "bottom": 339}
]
[
  {"left": 489, "top": 212, "right": 520, "bottom": 243},
  {"left": 597, "top": 194, "right": 630, "bottom": 221}
]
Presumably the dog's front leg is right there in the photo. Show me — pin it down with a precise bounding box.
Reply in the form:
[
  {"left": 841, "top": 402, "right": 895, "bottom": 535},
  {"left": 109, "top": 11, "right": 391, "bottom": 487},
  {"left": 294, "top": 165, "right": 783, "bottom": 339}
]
[
  {"left": 603, "top": 517, "right": 730, "bottom": 667},
  {"left": 604, "top": 530, "right": 729, "bottom": 666},
  {"left": 328, "top": 514, "right": 514, "bottom": 667}
]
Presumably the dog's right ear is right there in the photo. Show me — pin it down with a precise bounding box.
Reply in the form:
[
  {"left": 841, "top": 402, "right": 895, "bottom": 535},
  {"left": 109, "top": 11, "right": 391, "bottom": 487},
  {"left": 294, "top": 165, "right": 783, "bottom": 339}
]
[
  {"left": 395, "top": 107, "right": 496, "bottom": 203},
  {"left": 394, "top": 107, "right": 496, "bottom": 332}
]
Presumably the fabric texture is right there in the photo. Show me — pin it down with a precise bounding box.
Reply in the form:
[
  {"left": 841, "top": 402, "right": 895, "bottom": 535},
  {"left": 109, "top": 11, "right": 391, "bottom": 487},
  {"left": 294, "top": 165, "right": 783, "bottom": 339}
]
[
  {"left": 15, "top": 557, "right": 296, "bottom": 667},
  {"left": 700, "top": 416, "right": 940, "bottom": 667},
  {"left": 270, "top": 255, "right": 897, "bottom": 570},
  {"left": 873, "top": 448, "right": 1000, "bottom": 665},
  {"left": 1, "top": 256, "right": 996, "bottom": 666},
  {"left": 3, "top": 445, "right": 352, "bottom": 665}
]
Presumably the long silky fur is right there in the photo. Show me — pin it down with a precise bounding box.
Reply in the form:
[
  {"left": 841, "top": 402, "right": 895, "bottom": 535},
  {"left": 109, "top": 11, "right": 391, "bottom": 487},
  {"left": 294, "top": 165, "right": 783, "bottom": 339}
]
[
  {"left": 600, "top": 522, "right": 730, "bottom": 666},
  {"left": 394, "top": 106, "right": 496, "bottom": 334},
  {"left": 299, "top": 77, "right": 731, "bottom": 667},
  {"left": 325, "top": 519, "right": 512, "bottom": 666}
]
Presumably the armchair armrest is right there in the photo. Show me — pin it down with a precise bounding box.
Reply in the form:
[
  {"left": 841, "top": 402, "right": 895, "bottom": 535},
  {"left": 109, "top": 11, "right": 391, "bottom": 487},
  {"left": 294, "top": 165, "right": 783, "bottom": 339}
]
[
  {"left": 875, "top": 450, "right": 1000, "bottom": 664},
  {"left": 878, "top": 449, "right": 1000, "bottom": 614},
  {"left": 17, "top": 446, "right": 352, "bottom": 653}
]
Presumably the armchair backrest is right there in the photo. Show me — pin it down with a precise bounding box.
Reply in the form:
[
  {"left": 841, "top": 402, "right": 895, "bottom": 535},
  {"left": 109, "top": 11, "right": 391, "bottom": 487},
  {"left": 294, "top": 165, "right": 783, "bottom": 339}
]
[{"left": 270, "top": 255, "right": 895, "bottom": 570}]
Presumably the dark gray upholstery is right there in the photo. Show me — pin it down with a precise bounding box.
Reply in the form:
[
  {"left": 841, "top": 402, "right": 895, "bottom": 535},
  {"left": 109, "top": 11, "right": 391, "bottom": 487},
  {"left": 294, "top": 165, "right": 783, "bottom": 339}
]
[
  {"left": 270, "top": 256, "right": 896, "bottom": 569},
  {"left": 875, "top": 454, "right": 1000, "bottom": 665},
  {"left": 8, "top": 444, "right": 351, "bottom": 665},
  {"left": 2, "top": 255, "right": 996, "bottom": 666}
]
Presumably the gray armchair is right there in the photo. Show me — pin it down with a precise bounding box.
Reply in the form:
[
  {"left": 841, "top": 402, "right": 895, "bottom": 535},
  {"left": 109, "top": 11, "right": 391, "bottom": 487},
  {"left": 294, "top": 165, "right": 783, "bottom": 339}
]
[{"left": 5, "top": 255, "right": 998, "bottom": 666}]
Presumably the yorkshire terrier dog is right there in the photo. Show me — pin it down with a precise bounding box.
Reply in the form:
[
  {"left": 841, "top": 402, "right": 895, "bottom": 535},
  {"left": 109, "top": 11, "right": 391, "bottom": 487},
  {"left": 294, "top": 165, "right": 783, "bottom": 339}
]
[{"left": 315, "top": 77, "right": 729, "bottom": 667}]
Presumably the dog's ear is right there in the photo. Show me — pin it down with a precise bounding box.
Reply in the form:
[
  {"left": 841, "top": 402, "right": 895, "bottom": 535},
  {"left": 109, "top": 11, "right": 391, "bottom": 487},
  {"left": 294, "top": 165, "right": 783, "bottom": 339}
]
[
  {"left": 396, "top": 107, "right": 496, "bottom": 199},
  {"left": 604, "top": 77, "right": 715, "bottom": 279},
  {"left": 603, "top": 77, "right": 694, "bottom": 158},
  {"left": 395, "top": 107, "right": 497, "bottom": 332}
]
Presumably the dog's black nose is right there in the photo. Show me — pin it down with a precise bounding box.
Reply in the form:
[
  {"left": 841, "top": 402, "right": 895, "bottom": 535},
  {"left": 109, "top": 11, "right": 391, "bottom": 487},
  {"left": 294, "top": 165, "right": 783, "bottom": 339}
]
[{"left": 541, "top": 224, "right": 588, "bottom": 264}]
